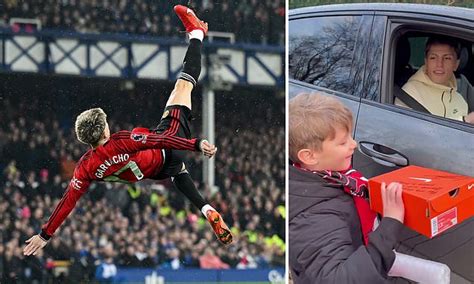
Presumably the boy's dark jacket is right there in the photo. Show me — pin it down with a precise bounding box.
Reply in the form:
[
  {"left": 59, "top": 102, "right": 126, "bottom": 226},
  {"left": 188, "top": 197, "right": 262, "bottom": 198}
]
[{"left": 289, "top": 165, "right": 403, "bottom": 283}]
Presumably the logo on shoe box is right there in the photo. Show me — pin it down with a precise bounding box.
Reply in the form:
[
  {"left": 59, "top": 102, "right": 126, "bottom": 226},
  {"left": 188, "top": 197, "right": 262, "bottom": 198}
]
[{"left": 409, "top": 177, "right": 432, "bottom": 183}]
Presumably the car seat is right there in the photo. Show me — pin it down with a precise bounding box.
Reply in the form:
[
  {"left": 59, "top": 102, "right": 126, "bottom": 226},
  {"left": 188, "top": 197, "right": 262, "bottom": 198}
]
[
  {"left": 455, "top": 44, "right": 473, "bottom": 112},
  {"left": 393, "top": 37, "right": 429, "bottom": 112},
  {"left": 394, "top": 37, "right": 415, "bottom": 87}
]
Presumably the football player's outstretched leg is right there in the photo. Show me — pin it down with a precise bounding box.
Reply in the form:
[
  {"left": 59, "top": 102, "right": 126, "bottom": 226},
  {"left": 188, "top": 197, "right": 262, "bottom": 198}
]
[{"left": 153, "top": 5, "right": 233, "bottom": 245}]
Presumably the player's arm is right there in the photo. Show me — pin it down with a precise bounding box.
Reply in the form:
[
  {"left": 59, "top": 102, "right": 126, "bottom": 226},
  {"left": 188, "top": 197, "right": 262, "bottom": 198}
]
[
  {"left": 23, "top": 172, "right": 90, "bottom": 256},
  {"left": 115, "top": 131, "right": 217, "bottom": 157}
]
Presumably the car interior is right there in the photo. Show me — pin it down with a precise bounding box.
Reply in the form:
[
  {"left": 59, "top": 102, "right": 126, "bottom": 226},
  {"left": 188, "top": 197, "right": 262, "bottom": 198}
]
[{"left": 393, "top": 32, "right": 474, "bottom": 115}]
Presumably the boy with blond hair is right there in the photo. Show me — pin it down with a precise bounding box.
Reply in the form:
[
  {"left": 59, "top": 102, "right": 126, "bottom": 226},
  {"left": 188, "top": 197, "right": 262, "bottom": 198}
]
[{"left": 289, "top": 93, "right": 405, "bottom": 283}]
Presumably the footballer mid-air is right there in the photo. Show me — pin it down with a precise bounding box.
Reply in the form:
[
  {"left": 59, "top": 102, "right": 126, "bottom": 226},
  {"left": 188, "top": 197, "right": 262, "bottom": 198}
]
[{"left": 23, "top": 5, "right": 233, "bottom": 256}]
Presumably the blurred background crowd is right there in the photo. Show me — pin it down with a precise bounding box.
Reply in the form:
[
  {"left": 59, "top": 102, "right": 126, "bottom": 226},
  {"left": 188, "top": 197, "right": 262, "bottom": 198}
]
[
  {"left": 0, "top": 74, "right": 285, "bottom": 283},
  {"left": 0, "top": 0, "right": 285, "bottom": 45}
]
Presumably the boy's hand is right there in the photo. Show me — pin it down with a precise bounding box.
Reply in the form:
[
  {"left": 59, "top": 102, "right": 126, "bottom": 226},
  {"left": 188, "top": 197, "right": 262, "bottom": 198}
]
[
  {"left": 23, "top": 235, "right": 48, "bottom": 256},
  {"left": 200, "top": 140, "right": 217, "bottom": 158},
  {"left": 381, "top": 182, "right": 405, "bottom": 223}
]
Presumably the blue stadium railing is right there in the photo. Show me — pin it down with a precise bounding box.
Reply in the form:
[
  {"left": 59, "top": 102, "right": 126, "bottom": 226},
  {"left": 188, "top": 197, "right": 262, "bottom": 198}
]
[{"left": 0, "top": 28, "right": 284, "bottom": 88}]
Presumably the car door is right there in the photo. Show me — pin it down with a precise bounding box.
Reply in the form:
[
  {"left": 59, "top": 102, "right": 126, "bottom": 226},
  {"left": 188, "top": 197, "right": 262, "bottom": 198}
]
[
  {"left": 353, "top": 12, "right": 474, "bottom": 283},
  {"left": 288, "top": 11, "right": 376, "bottom": 131}
]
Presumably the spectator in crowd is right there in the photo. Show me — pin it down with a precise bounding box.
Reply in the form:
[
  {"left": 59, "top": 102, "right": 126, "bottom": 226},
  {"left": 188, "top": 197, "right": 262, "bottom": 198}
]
[
  {"left": 119, "top": 245, "right": 141, "bottom": 268},
  {"left": 199, "top": 247, "right": 230, "bottom": 269},
  {"left": 23, "top": 250, "right": 46, "bottom": 284},
  {"left": 95, "top": 243, "right": 118, "bottom": 283},
  {"left": 3, "top": 243, "right": 22, "bottom": 283},
  {"left": 68, "top": 242, "right": 96, "bottom": 283},
  {"left": 162, "top": 248, "right": 182, "bottom": 270}
]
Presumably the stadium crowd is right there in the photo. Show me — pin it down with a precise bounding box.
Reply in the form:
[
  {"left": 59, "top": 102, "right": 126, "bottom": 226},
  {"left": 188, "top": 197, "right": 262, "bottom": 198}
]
[
  {"left": 0, "top": 76, "right": 285, "bottom": 283},
  {"left": 0, "top": 0, "right": 285, "bottom": 45}
]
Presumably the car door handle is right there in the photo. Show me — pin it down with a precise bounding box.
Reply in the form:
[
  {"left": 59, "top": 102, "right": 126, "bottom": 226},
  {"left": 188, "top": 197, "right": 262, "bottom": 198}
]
[{"left": 358, "top": 141, "right": 409, "bottom": 167}]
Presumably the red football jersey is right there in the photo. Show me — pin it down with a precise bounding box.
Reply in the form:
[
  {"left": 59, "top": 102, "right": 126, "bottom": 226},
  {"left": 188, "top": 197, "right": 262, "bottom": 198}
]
[{"left": 40, "top": 128, "right": 199, "bottom": 239}]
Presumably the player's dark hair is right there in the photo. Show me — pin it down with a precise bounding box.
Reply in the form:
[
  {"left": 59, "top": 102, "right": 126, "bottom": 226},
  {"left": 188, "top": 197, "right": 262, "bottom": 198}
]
[{"left": 425, "top": 36, "right": 460, "bottom": 59}]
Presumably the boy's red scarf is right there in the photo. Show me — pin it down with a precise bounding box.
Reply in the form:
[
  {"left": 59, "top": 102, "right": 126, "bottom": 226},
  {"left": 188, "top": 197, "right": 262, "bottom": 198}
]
[{"left": 293, "top": 163, "right": 377, "bottom": 245}]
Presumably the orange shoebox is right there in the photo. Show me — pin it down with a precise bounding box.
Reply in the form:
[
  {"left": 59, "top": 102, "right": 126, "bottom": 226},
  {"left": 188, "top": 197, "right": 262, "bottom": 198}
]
[{"left": 368, "top": 165, "right": 474, "bottom": 238}]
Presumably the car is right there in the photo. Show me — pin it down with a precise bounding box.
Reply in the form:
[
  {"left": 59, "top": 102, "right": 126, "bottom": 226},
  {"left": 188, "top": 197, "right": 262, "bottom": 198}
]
[{"left": 289, "top": 3, "right": 473, "bottom": 283}]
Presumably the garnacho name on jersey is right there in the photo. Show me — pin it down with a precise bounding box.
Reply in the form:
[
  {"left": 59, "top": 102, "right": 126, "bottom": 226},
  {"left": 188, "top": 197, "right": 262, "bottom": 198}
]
[{"left": 95, "top": 153, "right": 130, "bottom": 178}]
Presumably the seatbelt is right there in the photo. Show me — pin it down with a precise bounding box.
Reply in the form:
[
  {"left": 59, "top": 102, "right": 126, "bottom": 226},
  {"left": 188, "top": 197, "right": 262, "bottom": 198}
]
[
  {"left": 394, "top": 85, "right": 430, "bottom": 113},
  {"left": 457, "top": 75, "right": 473, "bottom": 113}
]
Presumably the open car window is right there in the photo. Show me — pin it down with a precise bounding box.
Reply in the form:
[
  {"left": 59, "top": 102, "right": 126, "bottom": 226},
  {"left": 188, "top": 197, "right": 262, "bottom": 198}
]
[{"left": 393, "top": 33, "right": 474, "bottom": 122}]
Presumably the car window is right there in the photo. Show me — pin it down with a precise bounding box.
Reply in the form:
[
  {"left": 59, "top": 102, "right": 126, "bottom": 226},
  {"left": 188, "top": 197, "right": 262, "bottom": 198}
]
[
  {"left": 393, "top": 33, "right": 474, "bottom": 125},
  {"left": 364, "top": 16, "right": 385, "bottom": 101},
  {"left": 289, "top": 16, "right": 363, "bottom": 95}
]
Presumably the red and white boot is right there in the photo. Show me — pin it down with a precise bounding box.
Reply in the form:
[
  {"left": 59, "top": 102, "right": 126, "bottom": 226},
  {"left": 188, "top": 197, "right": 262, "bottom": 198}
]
[{"left": 174, "top": 5, "right": 208, "bottom": 36}]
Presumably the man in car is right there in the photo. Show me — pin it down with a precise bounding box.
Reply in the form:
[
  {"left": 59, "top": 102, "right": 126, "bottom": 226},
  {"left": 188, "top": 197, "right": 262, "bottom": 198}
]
[{"left": 396, "top": 36, "right": 474, "bottom": 124}]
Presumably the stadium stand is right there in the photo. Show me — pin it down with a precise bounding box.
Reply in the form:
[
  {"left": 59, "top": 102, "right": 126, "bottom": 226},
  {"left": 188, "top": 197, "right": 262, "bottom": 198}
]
[
  {"left": 0, "top": 74, "right": 284, "bottom": 282},
  {"left": 0, "top": 0, "right": 285, "bottom": 45}
]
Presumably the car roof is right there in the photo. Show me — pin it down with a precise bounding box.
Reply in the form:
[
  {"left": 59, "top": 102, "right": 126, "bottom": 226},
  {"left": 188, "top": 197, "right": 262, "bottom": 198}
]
[{"left": 290, "top": 3, "right": 473, "bottom": 21}]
